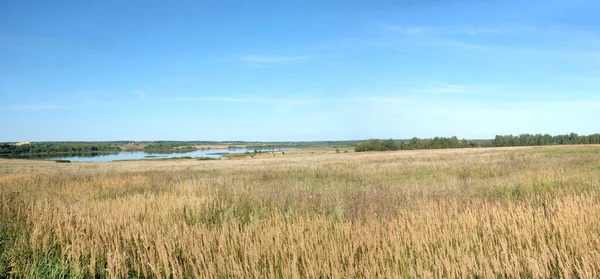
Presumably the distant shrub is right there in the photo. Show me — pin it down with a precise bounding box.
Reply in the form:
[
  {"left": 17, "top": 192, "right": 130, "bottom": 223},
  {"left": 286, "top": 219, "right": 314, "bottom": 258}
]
[
  {"left": 55, "top": 160, "right": 70, "bottom": 163},
  {"left": 354, "top": 139, "right": 399, "bottom": 152},
  {"left": 335, "top": 149, "right": 341, "bottom": 153}
]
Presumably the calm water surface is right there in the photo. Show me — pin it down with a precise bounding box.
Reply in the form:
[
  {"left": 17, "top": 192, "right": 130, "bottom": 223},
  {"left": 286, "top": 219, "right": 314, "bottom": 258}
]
[{"left": 18, "top": 148, "right": 293, "bottom": 162}]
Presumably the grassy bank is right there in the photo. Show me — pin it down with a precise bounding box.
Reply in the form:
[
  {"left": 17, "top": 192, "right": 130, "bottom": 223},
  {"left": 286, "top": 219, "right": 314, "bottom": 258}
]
[{"left": 1, "top": 145, "right": 600, "bottom": 277}]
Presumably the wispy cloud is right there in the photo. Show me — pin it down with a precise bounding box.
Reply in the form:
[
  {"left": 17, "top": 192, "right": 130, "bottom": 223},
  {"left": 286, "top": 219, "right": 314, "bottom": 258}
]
[
  {"left": 170, "top": 96, "right": 327, "bottom": 105},
  {"left": 380, "top": 24, "right": 430, "bottom": 35},
  {"left": 172, "top": 97, "right": 275, "bottom": 103},
  {"left": 461, "top": 27, "right": 504, "bottom": 35},
  {"left": 414, "top": 83, "right": 485, "bottom": 94},
  {"left": 362, "top": 94, "right": 600, "bottom": 112},
  {"left": 8, "top": 104, "right": 64, "bottom": 110},
  {"left": 381, "top": 23, "right": 600, "bottom": 58},
  {"left": 381, "top": 24, "right": 495, "bottom": 51},
  {"left": 170, "top": 92, "right": 600, "bottom": 112},
  {"left": 357, "top": 95, "right": 600, "bottom": 137},
  {"left": 381, "top": 24, "right": 504, "bottom": 36},
  {"left": 429, "top": 37, "right": 491, "bottom": 51},
  {"left": 134, "top": 89, "right": 147, "bottom": 99},
  {"left": 240, "top": 55, "right": 314, "bottom": 64},
  {"left": 517, "top": 48, "right": 600, "bottom": 60}
]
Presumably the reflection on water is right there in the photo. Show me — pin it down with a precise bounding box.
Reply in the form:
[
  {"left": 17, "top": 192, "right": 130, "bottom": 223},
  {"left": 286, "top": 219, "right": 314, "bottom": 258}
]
[{"left": 2, "top": 148, "right": 293, "bottom": 162}]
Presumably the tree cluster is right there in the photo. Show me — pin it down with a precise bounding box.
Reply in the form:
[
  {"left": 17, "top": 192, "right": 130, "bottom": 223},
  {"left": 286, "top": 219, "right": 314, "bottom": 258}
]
[
  {"left": 354, "top": 139, "right": 400, "bottom": 152},
  {"left": 0, "top": 142, "right": 121, "bottom": 155},
  {"left": 354, "top": 133, "right": 600, "bottom": 152},
  {"left": 354, "top": 137, "right": 480, "bottom": 152},
  {"left": 493, "top": 133, "right": 600, "bottom": 147},
  {"left": 143, "top": 142, "right": 194, "bottom": 151}
]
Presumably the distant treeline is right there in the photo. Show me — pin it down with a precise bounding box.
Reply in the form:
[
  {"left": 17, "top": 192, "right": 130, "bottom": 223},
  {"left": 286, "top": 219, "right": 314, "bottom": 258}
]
[
  {"left": 3, "top": 133, "right": 598, "bottom": 155},
  {"left": 493, "top": 133, "right": 600, "bottom": 147},
  {"left": 141, "top": 141, "right": 362, "bottom": 149},
  {"left": 355, "top": 133, "right": 600, "bottom": 152},
  {"left": 354, "top": 137, "right": 478, "bottom": 152},
  {"left": 0, "top": 142, "right": 121, "bottom": 155},
  {"left": 143, "top": 142, "right": 195, "bottom": 151}
]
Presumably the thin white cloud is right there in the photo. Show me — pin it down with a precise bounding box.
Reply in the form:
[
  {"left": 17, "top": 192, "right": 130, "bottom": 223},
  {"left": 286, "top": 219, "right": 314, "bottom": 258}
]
[
  {"left": 172, "top": 97, "right": 275, "bottom": 103},
  {"left": 169, "top": 92, "right": 600, "bottom": 115},
  {"left": 382, "top": 24, "right": 504, "bottom": 36},
  {"left": 169, "top": 96, "right": 320, "bottom": 105},
  {"left": 380, "top": 24, "right": 430, "bottom": 35},
  {"left": 354, "top": 94, "right": 600, "bottom": 138},
  {"left": 427, "top": 37, "right": 491, "bottom": 51},
  {"left": 361, "top": 96, "right": 411, "bottom": 104},
  {"left": 361, "top": 95, "right": 600, "bottom": 114},
  {"left": 9, "top": 104, "right": 64, "bottom": 110},
  {"left": 462, "top": 28, "right": 504, "bottom": 35},
  {"left": 382, "top": 23, "right": 600, "bottom": 58},
  {"left": 240, "top": 55, "right": 314, "bottom": 64},
  {"left": 517, "top": 48, "right": 600, "bottom": 60},
  {"left": 414, "top": 84, "right": 485, "bottom": 94},
  {"left": 134, "top": 89, "right": 147, "bottom": 99},
  {"left": 382, "top": 24, "right": 494, "bottom": 51}
]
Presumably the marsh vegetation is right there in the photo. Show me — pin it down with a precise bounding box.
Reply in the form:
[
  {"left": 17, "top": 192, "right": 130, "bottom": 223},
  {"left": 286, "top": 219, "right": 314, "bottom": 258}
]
[{"left": 1, "top": 145, "right": 600, "bottom": 277}]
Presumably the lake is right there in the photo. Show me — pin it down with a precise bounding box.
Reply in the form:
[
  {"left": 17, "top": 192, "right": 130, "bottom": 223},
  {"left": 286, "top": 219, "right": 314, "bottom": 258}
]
[{"left": 6, "top": 148, "right": 294, "bottom": 162}]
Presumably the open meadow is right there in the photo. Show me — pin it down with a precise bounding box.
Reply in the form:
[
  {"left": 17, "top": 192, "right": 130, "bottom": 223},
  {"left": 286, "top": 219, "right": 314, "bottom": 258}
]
[{"left": 1, "top": 145, "right": 600, "bottom": 278}]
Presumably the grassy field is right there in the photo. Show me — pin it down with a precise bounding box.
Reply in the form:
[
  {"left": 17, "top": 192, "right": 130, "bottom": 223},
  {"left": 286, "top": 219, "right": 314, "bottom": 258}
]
[{"left": 1, "top": 145, "right": 600, "bottom": 278}]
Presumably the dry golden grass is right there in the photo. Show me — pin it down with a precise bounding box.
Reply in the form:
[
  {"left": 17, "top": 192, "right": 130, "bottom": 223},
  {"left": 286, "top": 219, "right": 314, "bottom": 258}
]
[{"left": 1, "top": 145, "right": 600, "bottom": 278}]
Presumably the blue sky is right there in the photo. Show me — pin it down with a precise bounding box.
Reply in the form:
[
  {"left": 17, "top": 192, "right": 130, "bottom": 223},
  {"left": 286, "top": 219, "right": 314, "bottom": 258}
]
[{"left": 1, "top": 0, "right": 599, "bottom": 141}]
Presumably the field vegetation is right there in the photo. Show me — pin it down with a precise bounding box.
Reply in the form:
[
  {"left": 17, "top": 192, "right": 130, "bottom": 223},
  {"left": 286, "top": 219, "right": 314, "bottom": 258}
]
[{"left": 1, "top": 145, "right": 600, "bottom": 277}]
